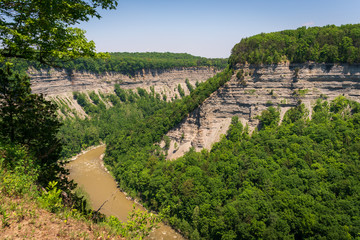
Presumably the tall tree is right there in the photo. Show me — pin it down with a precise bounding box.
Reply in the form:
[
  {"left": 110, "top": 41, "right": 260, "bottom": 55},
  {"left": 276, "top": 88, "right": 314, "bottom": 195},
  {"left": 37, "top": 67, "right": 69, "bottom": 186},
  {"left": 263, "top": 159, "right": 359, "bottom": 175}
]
[
  {"left": 0, "top": 0, "right": 118, "bottom": 186},
  {"left": 0, "top": 66, "right": 65, "bottom": 185},
  {"left": 0, "top": 0, "right": 118, "bottom": 65}
]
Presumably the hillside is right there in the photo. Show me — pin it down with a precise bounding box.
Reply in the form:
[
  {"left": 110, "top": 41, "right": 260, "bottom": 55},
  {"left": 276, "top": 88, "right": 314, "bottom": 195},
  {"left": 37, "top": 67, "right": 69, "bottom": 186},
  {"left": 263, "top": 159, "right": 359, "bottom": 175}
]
[
  {"left": 29, "top": 67, "right": 218, "bottom": 97},
  {"left": 0, "top": 194, "right": 123, "bottom": 239}
]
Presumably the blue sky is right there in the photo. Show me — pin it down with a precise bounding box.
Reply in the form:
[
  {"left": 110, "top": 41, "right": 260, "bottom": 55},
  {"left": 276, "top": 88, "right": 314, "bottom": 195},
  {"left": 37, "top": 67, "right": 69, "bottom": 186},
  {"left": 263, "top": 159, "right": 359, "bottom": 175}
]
[{"left": 78, "top": 0, "right": 360, "bottom": 58}]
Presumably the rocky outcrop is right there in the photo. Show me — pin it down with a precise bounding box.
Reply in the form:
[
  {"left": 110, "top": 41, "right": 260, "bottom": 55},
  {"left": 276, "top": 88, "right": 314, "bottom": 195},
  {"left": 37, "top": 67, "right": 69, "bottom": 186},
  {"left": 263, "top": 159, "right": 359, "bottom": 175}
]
[
  {"left": 29, "top": 67, "right": 219, "bottom": 99},
  {"left": 165, "top": 63, "right": 360, "bottom": 159}
]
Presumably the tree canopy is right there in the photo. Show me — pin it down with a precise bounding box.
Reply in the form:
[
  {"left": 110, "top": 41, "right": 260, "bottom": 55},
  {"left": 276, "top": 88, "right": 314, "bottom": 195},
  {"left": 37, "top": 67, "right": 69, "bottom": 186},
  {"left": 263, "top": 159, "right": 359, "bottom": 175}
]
[
  {"left": 105, "top": 97, "right": 360, "bottom": 239},
  {"left": 6, "top": 52, "right": 228, "bottom": 76},
  {"left": 0, "top": 66, "right": 67, "bottom": 187},
  {"left": 0, "top": 0, "right": 118, "bottom": 65},
  {"left": 229, "top": 24, "right": 360, "bottom": 66}
]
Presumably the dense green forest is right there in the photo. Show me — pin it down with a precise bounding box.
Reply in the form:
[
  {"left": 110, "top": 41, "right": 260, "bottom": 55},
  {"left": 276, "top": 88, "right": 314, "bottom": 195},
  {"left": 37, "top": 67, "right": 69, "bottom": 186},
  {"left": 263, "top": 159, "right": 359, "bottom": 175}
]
[
  {"left": 7, "top": 52, "right": 227, "bottom": 76},
  {"left": 103, "top": 96, "right": 360, "bottom": 239},
  {"left": 229, "top": 24, "right": 360, "bottom": 66}
]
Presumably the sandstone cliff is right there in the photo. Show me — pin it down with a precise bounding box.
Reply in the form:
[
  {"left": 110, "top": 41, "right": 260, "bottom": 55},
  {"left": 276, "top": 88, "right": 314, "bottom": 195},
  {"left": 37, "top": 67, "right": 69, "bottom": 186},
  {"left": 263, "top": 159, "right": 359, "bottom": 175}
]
[
  {"left": 165, "top": 63, "right": 360, "bottom": 159},
  {"left": 28, "top": 67, "right": 219, "bottom": 118},
  {"left": 29, "top": 67, "right": 218, "bottom": 97}
]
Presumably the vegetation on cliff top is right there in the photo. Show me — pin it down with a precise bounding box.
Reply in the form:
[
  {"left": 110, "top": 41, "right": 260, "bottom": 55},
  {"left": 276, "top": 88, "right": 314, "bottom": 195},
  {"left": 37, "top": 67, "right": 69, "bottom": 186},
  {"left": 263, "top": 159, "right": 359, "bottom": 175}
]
[
  {"left": 229, "top": 24, "right": 360, "bottom": 66},
  {"left": 8, "top": 52, "right": 227, "bottom": 77}
]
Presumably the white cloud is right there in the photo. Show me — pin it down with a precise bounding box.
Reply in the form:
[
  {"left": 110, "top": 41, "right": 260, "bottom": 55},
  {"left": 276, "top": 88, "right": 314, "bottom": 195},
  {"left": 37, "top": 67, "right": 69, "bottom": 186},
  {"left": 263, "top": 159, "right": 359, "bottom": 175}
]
[{"left": 302, "top": 21, "right": 315, "bottom": 27}]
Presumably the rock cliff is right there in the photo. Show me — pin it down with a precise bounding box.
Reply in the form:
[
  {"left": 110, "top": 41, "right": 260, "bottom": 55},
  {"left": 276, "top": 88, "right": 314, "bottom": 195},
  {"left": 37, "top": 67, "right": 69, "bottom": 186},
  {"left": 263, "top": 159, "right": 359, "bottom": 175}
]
[
  {"left": 165, "top": 63, "right": 360, "bottom": 159},
  {"left": 28, "top": 67, "right": 219, "bottom": 118},
  {"left": 29, "top": 67, "right": 218, "bottom": 98}
]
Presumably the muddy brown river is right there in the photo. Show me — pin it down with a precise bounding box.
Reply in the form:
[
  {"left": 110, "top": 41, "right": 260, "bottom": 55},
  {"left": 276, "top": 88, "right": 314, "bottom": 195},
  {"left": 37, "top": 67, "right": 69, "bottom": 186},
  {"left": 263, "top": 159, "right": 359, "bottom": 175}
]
[{"left": 67, "top": 145, "right": 183, "bottom": 240}]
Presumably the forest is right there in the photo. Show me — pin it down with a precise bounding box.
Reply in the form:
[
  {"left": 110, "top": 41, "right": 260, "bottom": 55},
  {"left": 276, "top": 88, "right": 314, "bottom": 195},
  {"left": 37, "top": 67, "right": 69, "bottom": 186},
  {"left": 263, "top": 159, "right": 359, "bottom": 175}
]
[{"left": 229, "top": 24, "right": 360, "bottom": 66}]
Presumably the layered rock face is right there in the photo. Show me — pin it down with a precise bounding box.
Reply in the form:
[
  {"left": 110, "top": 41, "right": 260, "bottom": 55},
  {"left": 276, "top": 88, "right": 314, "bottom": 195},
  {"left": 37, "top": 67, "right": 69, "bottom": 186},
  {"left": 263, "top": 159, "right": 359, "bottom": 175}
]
[
  {"left": 29, "top": 67, "right": 218, "bottom": 98},
  {"left": 166, "top": 63, "right": 360, "bottom": 159},
  {"left": 28, "top": 67, "right": 219, "bottom": 119}
]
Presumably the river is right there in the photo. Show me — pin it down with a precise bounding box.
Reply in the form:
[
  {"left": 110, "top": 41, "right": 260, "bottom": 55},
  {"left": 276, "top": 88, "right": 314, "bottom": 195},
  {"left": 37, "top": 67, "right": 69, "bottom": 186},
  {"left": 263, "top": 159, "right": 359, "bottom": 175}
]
[{"left": 67, "top": 145, "right": 183, "bottom": 240}]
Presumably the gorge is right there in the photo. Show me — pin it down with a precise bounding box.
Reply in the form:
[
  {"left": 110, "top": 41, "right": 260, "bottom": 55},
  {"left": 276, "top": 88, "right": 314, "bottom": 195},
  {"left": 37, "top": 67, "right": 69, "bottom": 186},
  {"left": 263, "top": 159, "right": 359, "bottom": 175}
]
[
  {"left": 28, "top": 62, "right": 360, "bottom": 160},
  {"left": 21, "top": 24, "right": 360, "bottom": 240},
  {"left": 3, "top": 1, "right": 360, "bottom": 238}
]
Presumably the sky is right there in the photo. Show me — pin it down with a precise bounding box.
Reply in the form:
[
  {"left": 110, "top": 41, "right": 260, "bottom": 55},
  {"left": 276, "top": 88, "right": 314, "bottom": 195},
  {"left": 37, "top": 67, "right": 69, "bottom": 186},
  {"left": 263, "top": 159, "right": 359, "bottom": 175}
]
[{"left": 78, "top": 0, "right": 360, "bottom": 58}]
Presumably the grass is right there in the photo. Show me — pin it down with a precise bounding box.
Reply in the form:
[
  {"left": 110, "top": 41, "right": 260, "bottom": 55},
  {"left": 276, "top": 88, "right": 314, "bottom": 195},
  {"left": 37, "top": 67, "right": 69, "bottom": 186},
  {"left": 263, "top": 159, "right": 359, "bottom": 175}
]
[
  {"left": 292, "top": 89, "right": 309, "bottom": 97},
  {"left": 244, "top": 89, "right": 256, "bottom": 95},
  {"left": 0, "top": 194, "right": 124, "bottom": 239}
]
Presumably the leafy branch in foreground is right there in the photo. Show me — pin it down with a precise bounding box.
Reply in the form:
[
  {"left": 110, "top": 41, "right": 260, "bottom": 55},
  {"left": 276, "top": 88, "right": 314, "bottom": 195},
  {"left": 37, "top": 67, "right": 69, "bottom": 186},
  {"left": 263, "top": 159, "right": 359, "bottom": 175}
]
[{"left": 0, "top": 0, "right": 118, "bottom": 65}]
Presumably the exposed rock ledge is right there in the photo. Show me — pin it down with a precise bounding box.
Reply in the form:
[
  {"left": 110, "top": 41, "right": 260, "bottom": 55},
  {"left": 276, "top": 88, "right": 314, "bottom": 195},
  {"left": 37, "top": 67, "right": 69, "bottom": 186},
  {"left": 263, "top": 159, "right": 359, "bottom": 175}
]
[
  {"left": 165, "top": 63, "right": 360, "bottom": 159},
  {"left": 28, "top": 67, "right": 219, "bottom": 98}
]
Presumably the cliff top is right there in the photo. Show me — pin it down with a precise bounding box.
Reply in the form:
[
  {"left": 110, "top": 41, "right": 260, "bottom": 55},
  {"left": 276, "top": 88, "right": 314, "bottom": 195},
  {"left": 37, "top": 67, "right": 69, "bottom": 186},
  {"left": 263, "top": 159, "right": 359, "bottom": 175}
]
[
  {"left": 229, "top": 23, "right": 360, "bottom": 67},
  {"left": 6, "top": 52, "right": 227, "bottom": 77}
]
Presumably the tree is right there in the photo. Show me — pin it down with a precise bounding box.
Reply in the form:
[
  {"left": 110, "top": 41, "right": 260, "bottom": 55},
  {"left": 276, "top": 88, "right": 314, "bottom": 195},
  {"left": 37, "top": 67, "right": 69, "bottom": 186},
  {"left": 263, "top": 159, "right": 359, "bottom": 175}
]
[
  {"left": 0, "top": 0, "right": 118, "bottom": 65},
  {"left": 256, "top": 106, "right": 280, "bottom": 129},
  {"left": 0, "top": 0, "right": 118, "bottom": 186},
  {"left": 0, "top": 66, "right": 65, "bottom": 185},
  {"left": 227, "top": 116, "right": 243, "bottom": 142}
]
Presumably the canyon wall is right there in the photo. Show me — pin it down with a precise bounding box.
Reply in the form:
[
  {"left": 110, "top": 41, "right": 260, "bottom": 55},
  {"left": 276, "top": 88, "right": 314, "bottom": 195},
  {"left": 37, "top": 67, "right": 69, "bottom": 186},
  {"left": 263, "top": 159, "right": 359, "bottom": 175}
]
[
  {"left": 29, "top": 67, "right": 218, "bottom": 98},
  {"left": 165, "top": 63, "right": 360, "bottom": 159},
  {"left": 29, "top": 67, "right": 219, "bottom": 118}
]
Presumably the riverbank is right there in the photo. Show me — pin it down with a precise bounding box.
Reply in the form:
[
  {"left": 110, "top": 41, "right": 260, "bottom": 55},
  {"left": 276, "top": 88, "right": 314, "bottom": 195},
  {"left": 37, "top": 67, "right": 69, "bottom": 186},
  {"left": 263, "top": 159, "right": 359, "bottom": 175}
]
[
  {"left": 72, "top": 145, "right": 147, "bottom": 205},
  {"left": 67, "top": 145, "right": 184, "bottom": 240},
  {"left": 68, "top": 143, "right": 105, "bottom": 162}
]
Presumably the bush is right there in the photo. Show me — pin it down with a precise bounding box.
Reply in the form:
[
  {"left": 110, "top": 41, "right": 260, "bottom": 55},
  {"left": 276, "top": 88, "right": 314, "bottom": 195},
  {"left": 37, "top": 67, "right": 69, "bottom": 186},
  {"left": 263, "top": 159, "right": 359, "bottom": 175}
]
[{"left": 38, "top": 181, "right": 63, "bottom": 213}]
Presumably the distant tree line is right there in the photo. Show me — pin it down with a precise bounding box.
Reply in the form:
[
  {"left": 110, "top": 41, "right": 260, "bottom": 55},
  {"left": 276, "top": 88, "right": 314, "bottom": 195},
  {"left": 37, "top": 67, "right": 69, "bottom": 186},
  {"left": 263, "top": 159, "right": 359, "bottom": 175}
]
[
  {"left": 5, "top": 52, "right": 228, "bottom": 77},
  {"left": 229, "top": 24, "right": 360, "bottom": 66}
]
